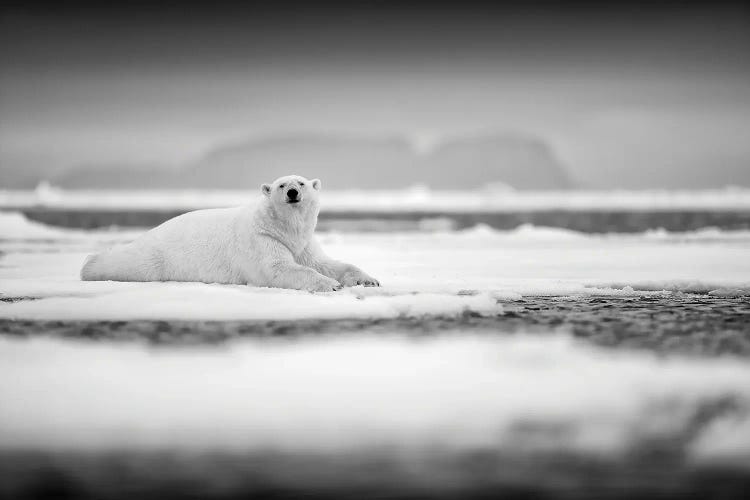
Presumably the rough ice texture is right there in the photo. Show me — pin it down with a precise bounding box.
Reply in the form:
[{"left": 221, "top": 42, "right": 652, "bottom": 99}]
[{"left": 2, "top": 211, "right": 750, "bottom": 320}]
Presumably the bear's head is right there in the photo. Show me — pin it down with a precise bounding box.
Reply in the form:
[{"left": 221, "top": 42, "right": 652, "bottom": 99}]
[{"left": 261, "top": 175, "right": 321, "bottom": 210}]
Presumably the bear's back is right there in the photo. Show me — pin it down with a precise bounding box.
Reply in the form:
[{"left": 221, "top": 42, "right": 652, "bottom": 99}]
[{"left": 138, "top": 206, "right": 248, "bottom": 282}]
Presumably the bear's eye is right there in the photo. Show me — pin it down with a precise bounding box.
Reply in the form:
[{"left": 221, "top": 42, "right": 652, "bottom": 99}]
[
  {"left": 279, "top": 184, "right": 285, "bottom": 189},
  {"left": 299, "top": 182, "right": 304, "bottom": 186}
]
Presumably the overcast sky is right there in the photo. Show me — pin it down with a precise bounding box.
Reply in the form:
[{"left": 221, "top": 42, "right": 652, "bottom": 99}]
[{"left": 1, "top": 0, "right": 749, "bottom": 188}]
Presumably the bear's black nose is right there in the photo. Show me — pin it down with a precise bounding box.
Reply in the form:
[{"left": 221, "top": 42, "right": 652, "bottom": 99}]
[{"left": 287, "top": 188, "right": 299, "bottom": 200}]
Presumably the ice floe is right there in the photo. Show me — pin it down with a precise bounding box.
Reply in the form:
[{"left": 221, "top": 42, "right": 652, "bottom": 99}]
[{"left": 2, "top": 211, "right": 750, "bottom": 320}]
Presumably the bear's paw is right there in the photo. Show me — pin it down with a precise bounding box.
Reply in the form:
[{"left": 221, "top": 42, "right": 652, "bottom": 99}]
[
  {"left": 340, "top": 270, "right": 380, "bottom": 288},
  {"left": 307, "top": 276, "right": 344, "bottom": 293}
]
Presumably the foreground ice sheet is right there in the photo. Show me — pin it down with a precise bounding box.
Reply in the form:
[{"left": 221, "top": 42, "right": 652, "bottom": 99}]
[
  {"left": 0, "top": 334, "right": 748, "bottom": 465},
  {"left": 1, "top": 211, "right": 750, "bottom": 320}
]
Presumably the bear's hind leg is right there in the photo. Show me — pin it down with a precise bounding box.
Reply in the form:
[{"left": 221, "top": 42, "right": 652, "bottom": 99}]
[{"left": 80, "top": 245, "right": 165, "bottom": 282}]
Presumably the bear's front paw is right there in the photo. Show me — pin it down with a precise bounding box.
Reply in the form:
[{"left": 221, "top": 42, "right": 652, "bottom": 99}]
[
  {"left": 340, "top": 270, "right": 380, "bottom": 288},
  {"left": 307, "top": 277, "right": 343, "bottom": 293}
]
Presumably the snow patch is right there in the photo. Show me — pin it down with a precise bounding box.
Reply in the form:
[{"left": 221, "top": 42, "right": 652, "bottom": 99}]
[
  {"left": 0, "top": 334, "right": 748, "bottom": 463},
  {"left": 0, "top": 211, "right": 143, "bottom": 241},
  {"left": 590, "top": 280, "right": 750, "bottom": 295},
  {"left": 643, "top": 226, "right": 750, "bottom": 242},
  {"left": 708, "top": 287, "right": 750, "bottom": 298},
  {"left": 0, "top": 211, "right": 76, "bottom": 239},
  {"left": 508, "top": 223, "right": 588, "bottom": 240},
  {"left": 0, "top": 285, "right": 501, "bottom": 321}
]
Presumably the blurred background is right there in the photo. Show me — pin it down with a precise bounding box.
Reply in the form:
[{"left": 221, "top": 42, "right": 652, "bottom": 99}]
[{"left": 1, "top": 0, "right": 748, "bottom": 192}]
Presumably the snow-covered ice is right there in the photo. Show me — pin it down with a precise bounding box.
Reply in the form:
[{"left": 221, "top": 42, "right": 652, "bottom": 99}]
[
  {"left": 1, "top": 333, "right": 749, "bottom": 464},
  {"left": 1, "top": 211, "right": 750, "bottom": 320}
]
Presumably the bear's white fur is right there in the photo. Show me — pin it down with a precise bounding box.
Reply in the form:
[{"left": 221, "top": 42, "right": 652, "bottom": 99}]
[{"left": 80, "top": 175, "right": 380, "bottom": 292}]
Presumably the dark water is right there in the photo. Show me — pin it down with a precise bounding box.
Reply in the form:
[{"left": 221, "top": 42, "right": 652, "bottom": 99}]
[
  {"left": 3, "top": 295, "right": 748, "bottom": 356},
  {"left": 2, "top": 447, "right": 749, "bottom": 500},
  {"left": 10, "top": 207, "right": 750, "bottom": 232}
]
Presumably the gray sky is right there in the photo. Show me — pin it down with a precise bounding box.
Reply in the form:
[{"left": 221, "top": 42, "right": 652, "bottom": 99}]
[{"left": 1, "top": 1, "right": 749, "bottom": 188}]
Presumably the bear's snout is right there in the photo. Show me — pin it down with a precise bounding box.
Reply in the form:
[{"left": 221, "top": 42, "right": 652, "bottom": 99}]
[{"left": 287, "top": 188, "right": 299, "bottom": 202}]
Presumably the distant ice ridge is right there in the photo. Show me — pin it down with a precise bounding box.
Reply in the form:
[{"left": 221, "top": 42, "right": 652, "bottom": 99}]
[
  {"left": 459, "top": 223, "right": 750, "bottom": 242},
  {"left": 2, "top": 210, "right": 750, "bottom": 242},
  {"left": 1, "top": 334, "right": 749, "bottom": 465},
  {"left": 2, "top": 185, "right": 750, "bottom": 211},
  {"left": 0, "top": 211, "right": 144, "bottom": 241},
  {"left": 0, "top": 211, "right": 73, "bottom": 239},
  {"left": 459, "top": 223, "right": 589, "bottom": 240}
]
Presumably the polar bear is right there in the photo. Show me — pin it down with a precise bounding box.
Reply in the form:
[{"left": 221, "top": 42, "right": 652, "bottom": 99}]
[{"left": 80, "top": 175, "right": 380, "bottom": 292}]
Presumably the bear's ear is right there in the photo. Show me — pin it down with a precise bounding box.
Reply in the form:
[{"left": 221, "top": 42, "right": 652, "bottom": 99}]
[
  {"left": 261, "top": 184, "right": 272, "bottom": 196},
  {"left": 311, "top": 179, "right": 321, "bottom": 191}
]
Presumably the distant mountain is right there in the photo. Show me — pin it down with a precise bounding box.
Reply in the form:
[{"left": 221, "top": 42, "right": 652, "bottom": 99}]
[
  {"left": 181, "top": 134, "right": 416, "bottom": 190},
  {"left": 43, "top": 132, "right": 575, "bottom": 190},
  {"left": 423, "top": 134, "right": 573, "bottom": 189}
]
